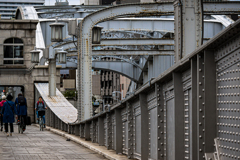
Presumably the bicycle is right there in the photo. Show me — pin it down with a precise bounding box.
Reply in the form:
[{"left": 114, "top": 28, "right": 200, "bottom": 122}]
[
  {"left": 39, "top": 115, "right": 44, "bottom": 131},
  {"left": 18, "top": 116, "right": 25, "bottom": 134}
]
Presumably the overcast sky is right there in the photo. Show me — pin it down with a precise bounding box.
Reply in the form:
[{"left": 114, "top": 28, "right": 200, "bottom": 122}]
[{"left": 46, "top": 0, "right": 82, "bottom": 5}]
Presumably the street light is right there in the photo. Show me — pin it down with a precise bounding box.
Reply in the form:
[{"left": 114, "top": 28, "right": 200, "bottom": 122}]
[
  {"left": 49, "top": 17, "right": 65, "bottom": 42},
  {"left": 92, "top": 25, "right": 103, "bottom": 44},
  {"left": 57, "top": 49, "right": 67, "bottom": 64},
  {"left": 30, "top": 47, "right": 41, "bottom": 63},
  {"left": 48, "top": 17, "right": 66, "bottom": 96}
]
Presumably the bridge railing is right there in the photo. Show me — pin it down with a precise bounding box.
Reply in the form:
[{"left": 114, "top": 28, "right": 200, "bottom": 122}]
[{"left": 44, "top": 19, "right": 240, "bottom": 160}]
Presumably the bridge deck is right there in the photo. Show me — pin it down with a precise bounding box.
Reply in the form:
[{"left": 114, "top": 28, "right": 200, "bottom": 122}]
[{"left": 0, "top": 125, "right": 107, "bottom": 160}]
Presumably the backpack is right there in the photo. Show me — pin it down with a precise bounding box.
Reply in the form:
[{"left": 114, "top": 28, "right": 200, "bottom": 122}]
[
  {"left": 37, "top": 101, "right": 44, "bottom": 110},
  {"left": 18, "top": 96, "right": 25, "bottom": 106}
]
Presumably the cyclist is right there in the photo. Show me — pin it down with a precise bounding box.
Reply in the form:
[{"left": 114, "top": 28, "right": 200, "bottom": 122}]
[
  {"left": 35, "top": 96, "right": 47, "bottom": 128},
  {"left": 15, "top": 93, "right": 27, "bottom": 132}
]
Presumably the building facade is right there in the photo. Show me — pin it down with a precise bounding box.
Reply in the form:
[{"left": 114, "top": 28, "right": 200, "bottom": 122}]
[
  {"left": 0, "top": 20, "right": 60, "bottom": 122},
  {"left": 0, "top": 0, "right": 45, "bottom": 19}
]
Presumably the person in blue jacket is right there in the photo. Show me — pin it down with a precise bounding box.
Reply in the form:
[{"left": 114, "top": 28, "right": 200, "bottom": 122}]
[
  {"left": 15, "top": 93, "right": 27, "bottom": 131},
  {"left": 2, "top": 94, "right": 17, "bottom": 136}
]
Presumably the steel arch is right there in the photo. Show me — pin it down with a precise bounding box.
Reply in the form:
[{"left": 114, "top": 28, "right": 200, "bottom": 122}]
[{"left": 78, "top": 2, "right": 174, "bottom": 121}]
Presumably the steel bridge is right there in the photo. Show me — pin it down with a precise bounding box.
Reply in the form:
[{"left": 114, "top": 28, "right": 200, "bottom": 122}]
[{"left": 15, "top": 1, "right": 240, "bottom": 160}]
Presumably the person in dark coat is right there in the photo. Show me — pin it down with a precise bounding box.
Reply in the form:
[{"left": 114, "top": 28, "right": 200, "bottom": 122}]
[
  {"left": 2, "top": 94, "right": 17, "bottom": 136},
  {"left": 15, "top": 93, "right": 27, "bottom": 131},
  {"left": 0, "top": 95, "right": 6, "bottom": 131}
]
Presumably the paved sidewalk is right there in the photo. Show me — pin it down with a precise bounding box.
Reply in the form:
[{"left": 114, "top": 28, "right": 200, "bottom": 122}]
[{"left": 0, "top": 124, "right": 107, "bottom": 160}]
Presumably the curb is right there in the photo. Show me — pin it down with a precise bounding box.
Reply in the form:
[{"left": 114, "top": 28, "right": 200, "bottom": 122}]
[{"left": 33, "top": 124, "right": 128, "bottom": 160}]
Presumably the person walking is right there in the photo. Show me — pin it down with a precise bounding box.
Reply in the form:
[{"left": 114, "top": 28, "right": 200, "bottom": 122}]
[
  {"left": 35, "top": 96, "right": 47, "bottom": 128},
  {"left": 0, "top": 95, "right": 6, "bottom": 131},
  {"left": 2, "top": 94, "right": 17, "bottom": 136},
  {"left": 15, "top": 93, "right": 27, "bottom": 131}
]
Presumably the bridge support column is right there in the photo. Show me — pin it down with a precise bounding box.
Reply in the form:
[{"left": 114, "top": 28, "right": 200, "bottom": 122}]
[
  {"left": 80, "top": 124, "right": 84, "bottom": 138},
  {"left": 52, "top": 112, "right": 55, "bottom": 128},
  {"left": 75, "top": 125, "right": 80, "bottom": 136},
  {"left": 106, "top": 113, "right": 112, "bottom": 150},
  {"left": 197, "top": 53, "right": 205, "bottom": 159},
  {"left": 115, "top": 108, "right": 123, "bottom": 154},
  {"left": 139, "top": 93, "right": 149, "bottom": 160},
  {"left": 204, "top": 50, "right": 216, "bottom": 154},
  {"left": 191, "top": 57, "right": 198, "bottom": 160},
  {"left": 155, "top": 83, "right": 164, "bottom": 159},
  {"left": 173, "top": 72, "right": 185, "bottom": 159},
  {"left": 126, "top": 101, "right": 133, "bottom": 159},
  {"left": 61, "top": 121, "right": 64, "bottom": 131},
  {"left": 98, "top": 117, "right": 104, "bottom": 146},
  {"left": 91, "top": 120, "right": 97, "bottom": 143},
  {"left": 46, "top": 109, "right": 50, "bottom": 126},
  {"left": 58, "top": 119, "right": 61, "bottom": 130},
  {"left": 84, "top": 123, "right": 91, "bottom": 141},
  {"left": 174, "top": 0, "right": 203, "bottom": 62},
  {"left": 50, "top": 110, "right": 53, "bottom": 127},
  {"left": 55, "top": 116, "right": 58, "bottom": 129}
]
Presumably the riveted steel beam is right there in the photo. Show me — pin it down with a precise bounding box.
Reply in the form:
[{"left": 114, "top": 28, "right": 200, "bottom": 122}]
[
  {"left": 115, "top": 108, "right": 123, "bottom": 154},
  {"left": 92, "top": 61, "right": 142, "bottom": 82},
  {"left": 155, "top": 83, "right": 164, "bottom": 159},
  {"left": 204, "top": 50, "right": 216, "bottom": 153},
  {"left": 173, "top": 72, "right": 185, "bottom": 159},
  {"left": 126, "top": 101, "right": 133, "bottom": 159},
  {"left": 78, "top": 2, "right": 174, "bottom": 121},
  {"left": 139, "top": 93, "right": 149, "bottom": 160},
  {"left": 80, "top": 124, "right": 84, "bottom": 138},
  {"left": 174, "top": 0, "right": 203, "bottom": 62},
  {"left": 91, "top": 120, "right": 97, "bottom": 143},
  {"left": 84, "top": 123, "right": 91, "bottom": 141},
  {"left": 191, "top": 57, "right": 198, "bottom": 160},
  {"left": 67, "top": 50, "right": 175, "bottom": 56},
  {"left": 98, "top": 117, "right": 105, "bottom": 146},
  {"left": 203, "top": 2, "right": 240, "bottom": 15},
  {"left": 98, "top": 39, "right": 174, "bottom": 46},
  {"left": 197, "top": 53, "right": 205, "bottom": 159}
]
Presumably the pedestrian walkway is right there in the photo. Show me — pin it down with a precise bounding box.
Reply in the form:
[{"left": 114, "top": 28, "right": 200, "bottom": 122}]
[{"left": 0, "top": 124, "right": 107, "bottom": 160}]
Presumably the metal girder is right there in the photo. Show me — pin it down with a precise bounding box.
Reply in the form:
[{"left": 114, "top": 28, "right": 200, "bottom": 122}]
[
  {"left": 93, "top": 56, "right": 143, "bottom": 69},
  {"left": 174, "top": 0, "right": 203, "bottom": 62},
  {"left": 78, "top": 2, "right": 174, "bottom": 121},
  {"left": 99, "top": 38, "right": 174, "bottom": 46},
  {"left": 92, "top": 61, "right": 142, "bottom": 82},
  {"left": 203, "top": 2, "right": 240, "bottom": 15},
  {"left": 91, "top": 50, "right": 175, "bottom": 56}
]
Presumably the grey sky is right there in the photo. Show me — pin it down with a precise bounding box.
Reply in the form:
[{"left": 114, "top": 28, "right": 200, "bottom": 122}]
[{"left": 47, "top": 0, "right": 81, "bottom": 5}]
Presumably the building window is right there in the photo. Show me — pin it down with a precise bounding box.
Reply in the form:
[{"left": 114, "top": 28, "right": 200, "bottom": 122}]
[
  {"left": 122, "top": 84, "right": 124, "bottom": 90},
  {"left": 4, "top": 38, "right": 23, "bottom": 64}
]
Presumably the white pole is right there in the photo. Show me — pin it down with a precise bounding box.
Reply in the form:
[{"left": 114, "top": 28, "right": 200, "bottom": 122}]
[{"left": 49, "top": 59, "right": 56, "bottom": 96}]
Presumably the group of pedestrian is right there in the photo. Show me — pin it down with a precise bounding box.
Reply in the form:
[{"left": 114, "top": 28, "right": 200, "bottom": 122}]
[{"left": 0, "top": 93, "right": 27, "bottom": 137}]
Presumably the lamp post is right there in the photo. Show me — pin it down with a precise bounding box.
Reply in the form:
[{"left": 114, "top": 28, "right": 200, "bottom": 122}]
[
  {"left": 49, "top": 17, "right": 64, "bottom": 42},
  {"left": 48, "top": 17, "right": 66, "bottom": 97},
  {"left": 30, "top": 47, "right": 41, "bottom": 63},
  {"left": 92, "top": 25, "right": 103, "bottom": 44}
]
